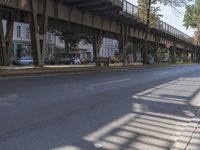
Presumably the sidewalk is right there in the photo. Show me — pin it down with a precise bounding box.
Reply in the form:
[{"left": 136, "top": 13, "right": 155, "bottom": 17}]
[
  {"left": 171, "top": 107, "right": 200, "bottom": 150},
  {"left": 186, "top": 124, "right": 200, "bottom": 150},
  {"left": 0, "top": 63, "right": 144, "bottom": 77},
  {"left": 0, "top": 63, "right": 194, "bottom": 78}
]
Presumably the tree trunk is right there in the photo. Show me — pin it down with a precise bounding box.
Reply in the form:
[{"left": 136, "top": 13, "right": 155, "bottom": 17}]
[
  {"left": 144, "top": 33, "right": 148, "bottom": 64},
  {"left": 93, "top": 30, "right": 103, "bottom": 66},
  {"left": 143, "top": 0, "right": 151, "bottom": 65}
]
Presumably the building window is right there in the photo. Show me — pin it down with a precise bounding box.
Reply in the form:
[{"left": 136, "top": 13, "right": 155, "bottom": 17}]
[
  {"left": 17, "top": 26, "right": 21, "bottom": 38},
  {"left": 108, "top": 39, "right": 111, "bottom": 46},
  {"left": 105, "top": 38, "right": 108, "bottom": 46},
  {"left": 111, "top": 40, "right": 114, "bottom": 46},
  {"left": 26, "top": 27, "right": 30, "bottom": 39},
  {"left": 104, "top": 38, "right": 106, "bottom": 45},
  {"left": 115, "top": 43, "right": 118, "bottom": 49},
  {"left": 107, "top": 39, "right": 110, "bottom": 46}
]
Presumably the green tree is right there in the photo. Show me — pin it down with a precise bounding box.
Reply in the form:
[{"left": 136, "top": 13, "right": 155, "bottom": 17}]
[
  {"left": 81, "top": 34, "right": 93, "bottom": 45},
  {"left": 138, "top": 0, "right": 192, "bottom": 64},
  {"left": 194, "top": 30, "right": 200, "bottom": 45},
  {"left": 52, "top": 31, "right": 92, "bottom": 58},
  {"left": 138, "top": 0, "right": 161, "bottom": 28},
  {"left": 125, "top": 42, "right": 134, "bottom": 55},
  {"left": 138, "top": 0, "right": 162, "bottom": 64},
  {"left": 162, "top": 0, "right": 192, "bottom": 8},
  {"left": 58, "top": 31, "right": 81, "bottom": 57},
  {"left": 184, "top": 0, "right": 200, "bottom": 45}
]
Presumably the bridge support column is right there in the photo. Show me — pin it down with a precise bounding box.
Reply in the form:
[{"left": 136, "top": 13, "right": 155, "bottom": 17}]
[
  {"left": 93, "top": 29, "right": 103, "bottom": 66},
  {"left": 170, "top": 41, "right": 176, "bottom": 63},
  {"left": 132, "top": 39, "right": 138, "bottom": 62},
  {"left": 30, "top": 0, "right": 49, "bottom": 66},
  {"left": 182, "top": 49, "right": 188, "bottom": 62},
  {"left": 191, "top": 50, "right": 194, "bottom": 62},
  {"left": 119, "top": 24, "right": 128, "bottom": 65},
  {"left": 154, "top": 35, "right": 160, "bottom": 63},
  {"left": 192, "top": 49, "right": 197, "bottom": 62},
  {"left": 0, "top": 12, "right": 15, "bottom": 66},
  {"left": 0, "top": 16, "right": 4, "bottom": 65},
  {"left": 129, "top": 38, "right": 141, "bottom": 63},
  {"left": 197, "top": 48, "right": 200, "bottom": 62}
]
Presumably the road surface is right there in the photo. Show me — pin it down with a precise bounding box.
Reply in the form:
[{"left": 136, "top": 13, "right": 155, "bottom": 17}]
[{"left": 0, "top": 64, "right": 200, "bottom": 150}]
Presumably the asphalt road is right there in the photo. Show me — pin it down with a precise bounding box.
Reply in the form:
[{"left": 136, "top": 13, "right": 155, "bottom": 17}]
[{"left": 0, "top": 64, "right": 200, "bottom": 150}]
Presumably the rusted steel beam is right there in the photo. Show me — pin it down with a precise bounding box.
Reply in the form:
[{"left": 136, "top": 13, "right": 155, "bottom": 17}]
[
  {"left": 0, "top": 11, "right": 15, "bottom": 66},
  {"left": 30, "top": 0, "right": 49, "bottom": 66}
]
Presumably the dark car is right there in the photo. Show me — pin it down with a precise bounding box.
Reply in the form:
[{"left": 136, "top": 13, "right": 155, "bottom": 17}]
[
  {"left": 12, "top": 58, "right": 19, "bottom": 65},
  {"left": 57, "top": 58, "right": 74, "bottom": 64}
]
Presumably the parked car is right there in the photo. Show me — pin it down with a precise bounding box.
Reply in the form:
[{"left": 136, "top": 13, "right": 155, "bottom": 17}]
[
  {"left": 56, "top": 58, "right": 81, "bottom": 65},
  {"left": 12, "top": 58, "right": 19, "bottom": 65},
  {"left": 73, "top": 58, "right": 81, "bottom": 64},
  {"left": 45, "top": 58, "right": 57, "bottom": 65},
  {"left": 17, "top": 57, "right": 33, "bottom": 65},
  {"left": 57, "top": 58, "right": 74, "bottom": 64}
]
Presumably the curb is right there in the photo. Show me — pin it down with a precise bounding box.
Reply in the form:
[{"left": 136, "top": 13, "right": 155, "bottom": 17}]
[
  {"left": 0, "top": 63, "right": 195, "bottom": 79},
  {"left": 0, "top": 65, "right": 150, "bottom": 78}
]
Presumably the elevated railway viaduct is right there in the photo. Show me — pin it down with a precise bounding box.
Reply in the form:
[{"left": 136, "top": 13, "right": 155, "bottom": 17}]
[{"left": 0, "top": 0, "right": 198, "bottom": 66}]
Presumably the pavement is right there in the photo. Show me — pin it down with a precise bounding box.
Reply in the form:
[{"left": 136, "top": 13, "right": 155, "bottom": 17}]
[
  {"left": 0, "top": 64, "right": 200, "bottom": 150},
  {"left": 186, "top": 124, "right": 200, "bottom": 150},
  {"left": 171, "top": 109, "right": 200, "bottom": 150}
]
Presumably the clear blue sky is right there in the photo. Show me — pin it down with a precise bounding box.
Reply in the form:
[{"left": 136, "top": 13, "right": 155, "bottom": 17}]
[{"left": 126, "top": 0, "right": 195, "bottom": 37}]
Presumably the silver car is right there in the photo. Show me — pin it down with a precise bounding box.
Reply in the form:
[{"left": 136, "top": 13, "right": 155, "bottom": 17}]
[{"left": 18, "top": 57, "right": 33, "bottom": 65}]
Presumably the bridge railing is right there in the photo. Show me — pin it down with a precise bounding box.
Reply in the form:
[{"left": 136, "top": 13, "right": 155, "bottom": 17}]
[{"left": 119, "top": 0, "right": 193, "bottom": 43}]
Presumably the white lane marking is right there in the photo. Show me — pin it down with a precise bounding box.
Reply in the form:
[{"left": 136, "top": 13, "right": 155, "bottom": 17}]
[
  {"left": 153, "top": 71, "right": 169, "bottom": 76},
  {"left": 90, "top": 78, "right": 131, "bottom": 87}
]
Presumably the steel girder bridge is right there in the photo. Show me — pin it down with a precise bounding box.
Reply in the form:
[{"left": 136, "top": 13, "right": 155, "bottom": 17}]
[{"left": 0, "top": 0, "right": 198, "bottom": 66}]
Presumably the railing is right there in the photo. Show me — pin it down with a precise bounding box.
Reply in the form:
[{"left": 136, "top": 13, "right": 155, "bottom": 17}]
[{"left": 120, "top": 0, "right": 193, "bottom": 43}]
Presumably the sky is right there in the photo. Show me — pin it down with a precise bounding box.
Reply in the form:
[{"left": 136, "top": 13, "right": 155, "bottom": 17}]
[{"left": 126, "top": 0, "right": 195, "bottom": 37}]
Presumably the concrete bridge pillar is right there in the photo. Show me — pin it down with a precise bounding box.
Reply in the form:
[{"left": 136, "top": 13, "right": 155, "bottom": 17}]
[
  {"left": 132, "top": 39, "right": 138, "bottom": 62},
  {"left": 197, "top": 47, "right": 200, "bottom": 62},
  {"left": 191, "top": 49, "right": 197, "bottom": 62},
  {"left": 169, "top": 41, "right": 176, "bottom": 63},
  {"left": 138, "top": 40, "right": 144, "bottom": 62},
  {"left": 93, "top": 29, "right": 103, "bottom": 66},
  {"left": 0, "top": 12, "right": 15, "bottom": 66},
  {"left": 29, "top": 0, "right": 49, "bottom": 66},
  {"left": 118, "top": 24, "right": 128, "bottom": 65},
  {"left": 0, "top": 16, "right": 5, "bottom": 65},
  {"left": 191, "top": 50, "right": 194, "bottom": 62},
  {"left": 195, "top": 49, "right": 199, "bottom": 62},
  {"left": 182, "top": 49, "right": 188, "bottom": 62},
  {"left": 154, "top": 35, "right": 160, "bottom": 63}
]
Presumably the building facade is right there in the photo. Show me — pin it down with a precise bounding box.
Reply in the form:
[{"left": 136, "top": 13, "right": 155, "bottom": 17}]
[
  {"left": 84, "top": 38, "right": 119, "bottom": 62},
  {"left": 2, "top": 20, "right": 64, "bottom": 59},
  {"left": 99, "top": 38, "right": 119, "bottom": 58},
  {"left": 2, "top": 20, "right": 119, "bottom": 62}
]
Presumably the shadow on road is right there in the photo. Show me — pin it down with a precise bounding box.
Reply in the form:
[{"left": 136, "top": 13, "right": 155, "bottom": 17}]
[{"left": 0, "top": 70, "right": 200, "bottom": 150}]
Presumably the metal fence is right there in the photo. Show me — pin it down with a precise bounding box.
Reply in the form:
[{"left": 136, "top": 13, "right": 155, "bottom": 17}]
[{"left": 119, "top": 0, "right": 193, "bottom": 43}]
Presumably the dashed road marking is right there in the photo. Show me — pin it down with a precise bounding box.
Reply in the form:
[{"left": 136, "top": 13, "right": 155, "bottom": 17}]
[{"left": 90, "top": 78, "right": 131, "bottom": 87}]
